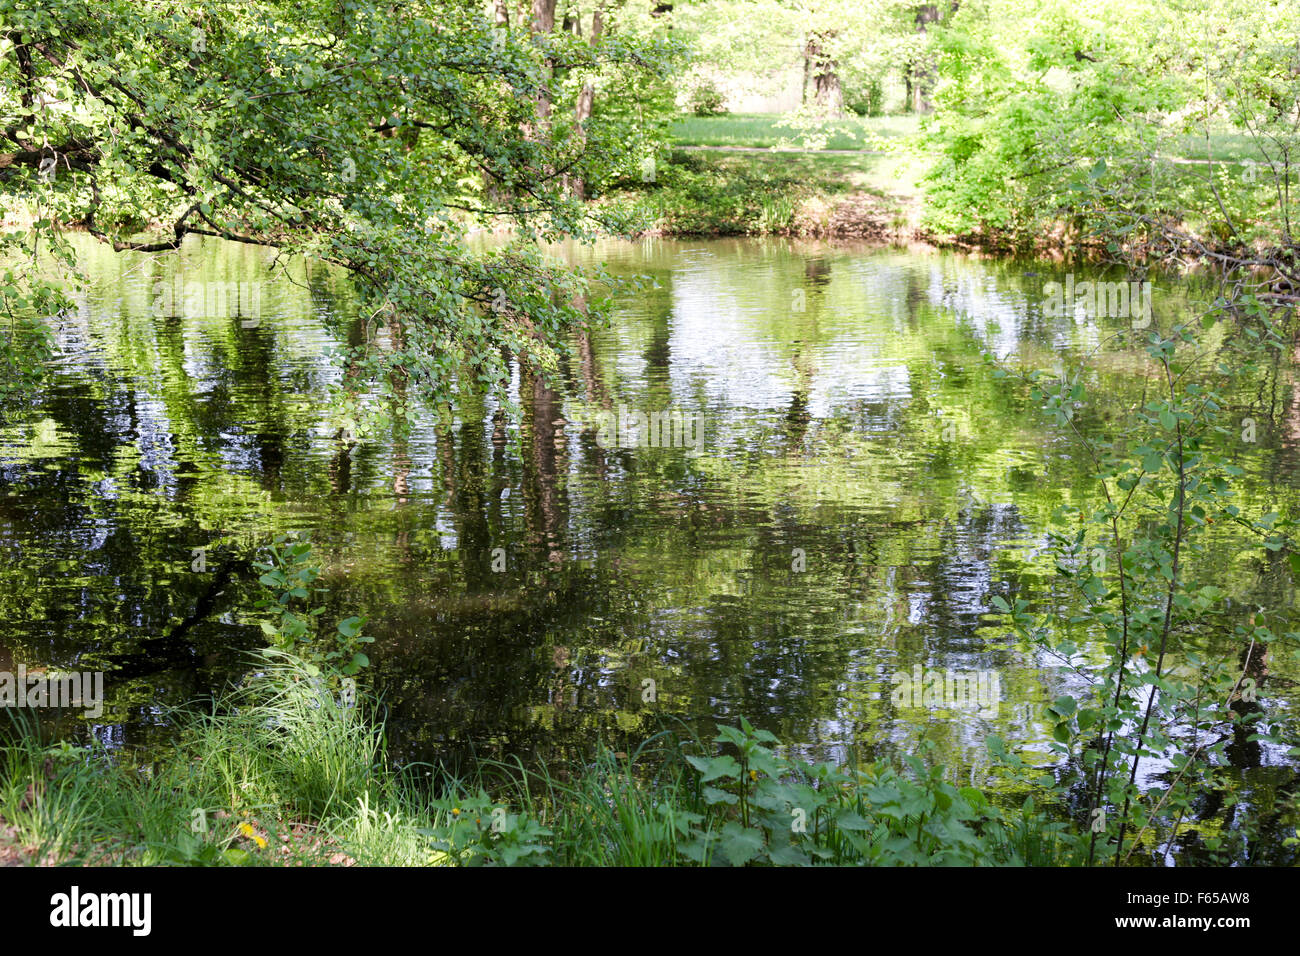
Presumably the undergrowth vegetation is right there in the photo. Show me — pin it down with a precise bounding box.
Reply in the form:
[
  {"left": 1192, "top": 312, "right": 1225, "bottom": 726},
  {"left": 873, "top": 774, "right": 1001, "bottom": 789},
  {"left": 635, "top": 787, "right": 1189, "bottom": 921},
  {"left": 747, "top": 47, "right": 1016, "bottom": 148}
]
[{"left": 0, "top": 669, "right": 1072, "bottom": 866}]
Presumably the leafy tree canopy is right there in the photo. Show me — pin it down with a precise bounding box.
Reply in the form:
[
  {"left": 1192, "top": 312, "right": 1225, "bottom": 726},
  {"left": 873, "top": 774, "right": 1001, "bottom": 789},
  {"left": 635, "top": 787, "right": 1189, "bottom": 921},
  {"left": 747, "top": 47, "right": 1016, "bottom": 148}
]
[{"left": 0, "top": 0, "right": 681, "bottom": 425}]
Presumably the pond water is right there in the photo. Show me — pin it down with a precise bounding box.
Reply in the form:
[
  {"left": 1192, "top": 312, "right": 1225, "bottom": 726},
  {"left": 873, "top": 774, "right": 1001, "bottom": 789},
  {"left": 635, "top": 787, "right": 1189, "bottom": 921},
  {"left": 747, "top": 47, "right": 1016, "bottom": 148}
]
[{"left": 3, "top": 235, "right": 1298, "bottom": 858}]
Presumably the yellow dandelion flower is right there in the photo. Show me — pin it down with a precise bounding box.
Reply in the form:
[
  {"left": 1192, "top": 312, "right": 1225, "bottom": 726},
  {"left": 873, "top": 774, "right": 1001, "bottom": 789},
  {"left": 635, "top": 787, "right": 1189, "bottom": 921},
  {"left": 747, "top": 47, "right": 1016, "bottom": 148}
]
[{"left": 238, "top": 822, "right": 255, "bottom": 838}]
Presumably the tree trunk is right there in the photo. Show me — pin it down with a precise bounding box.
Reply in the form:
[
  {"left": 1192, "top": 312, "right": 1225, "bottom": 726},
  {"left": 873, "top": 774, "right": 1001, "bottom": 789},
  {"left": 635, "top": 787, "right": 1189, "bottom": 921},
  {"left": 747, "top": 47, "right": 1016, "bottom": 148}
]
[
  {"left": 531, "top": 0, "right": 557, "bottom": 132},
  {"left": 569, "top": 8, "right": 605, "bottom": 199},
  {"left": 909, "top": 3, "right": 943, "bottom": 113},
  {"left": 804, "top": 32, "right": 842, "bottom": 117}
]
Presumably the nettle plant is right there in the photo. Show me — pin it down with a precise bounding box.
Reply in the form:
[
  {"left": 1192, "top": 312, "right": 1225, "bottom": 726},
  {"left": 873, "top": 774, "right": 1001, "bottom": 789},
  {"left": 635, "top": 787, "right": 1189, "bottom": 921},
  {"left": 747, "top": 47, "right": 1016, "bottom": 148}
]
[
  {"left": 987, "top": 299, "right": 1300, "bottom": 865},
  {"left": 677, "top": 718, "right": 1042, "bottom": 865},
  {"left": 253, "top": 534, "right": 373, "bottom": 680},
  {"left": 418, "top": 793, "right": 552, "bottom": 867}
]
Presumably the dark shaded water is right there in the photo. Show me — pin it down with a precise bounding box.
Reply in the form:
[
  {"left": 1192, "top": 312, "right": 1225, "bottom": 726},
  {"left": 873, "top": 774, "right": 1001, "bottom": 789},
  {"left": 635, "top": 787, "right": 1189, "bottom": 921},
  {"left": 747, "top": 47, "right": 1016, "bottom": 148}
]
[{"left": 3, "top": 235, "right": 1298, "bottom": 857}]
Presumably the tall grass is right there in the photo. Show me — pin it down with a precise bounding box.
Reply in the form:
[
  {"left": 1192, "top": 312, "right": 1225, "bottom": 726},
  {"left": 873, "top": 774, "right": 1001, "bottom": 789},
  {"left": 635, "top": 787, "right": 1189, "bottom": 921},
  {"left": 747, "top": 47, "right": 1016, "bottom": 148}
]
[
  {"left": 480, "top": 732, "right": 701, "bottom": 866},
  {"left": 184, "top": 649, "right": 383, "bottom": 822},
  {"left": 0, "top": 654, "right": 390, "bottom": 865}
]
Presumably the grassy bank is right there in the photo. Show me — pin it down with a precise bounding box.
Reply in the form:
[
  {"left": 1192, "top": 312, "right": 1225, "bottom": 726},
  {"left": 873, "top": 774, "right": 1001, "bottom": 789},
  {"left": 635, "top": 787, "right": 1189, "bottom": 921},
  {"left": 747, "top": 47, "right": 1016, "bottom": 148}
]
[
  {"left": 0, "top": 653, "right": 1075, "bottom": 867},
  {"left": 613, "top": 113, "right": 1281, "bottom": 251},
  {"left": 600, "top": 148, "right": 924, "bottom": 240}
]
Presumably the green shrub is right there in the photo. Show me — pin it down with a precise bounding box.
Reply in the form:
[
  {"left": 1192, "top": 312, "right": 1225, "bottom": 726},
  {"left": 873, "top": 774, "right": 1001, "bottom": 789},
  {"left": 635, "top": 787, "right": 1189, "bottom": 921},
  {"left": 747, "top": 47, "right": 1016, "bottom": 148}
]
[
  {"left": 845, "top": 79, "right": 884, "bottom": 118},
  {"left": 687, "top": 81, "right": 728, "bottom": 117}
]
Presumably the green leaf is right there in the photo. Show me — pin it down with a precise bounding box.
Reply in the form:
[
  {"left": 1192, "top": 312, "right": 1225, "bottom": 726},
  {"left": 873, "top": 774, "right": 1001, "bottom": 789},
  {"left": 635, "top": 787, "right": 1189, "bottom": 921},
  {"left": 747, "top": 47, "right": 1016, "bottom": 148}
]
[
  {"left": 685, "top": 754, "right": 740, "bottom": 783},
  {"left": 834, "top": 810, "right": 873, "bottom": 831},
  {"left": 719, "top": 822, "right": 764, "bottom": 865},
  {"left": 701, "top": 786, "right": 739, "bottom": 806},
  {"left": 767, "top": 843, "right": 810, "bottom": 866},
  {"left": 713, "top": 725, "right": 748, "bottom": 748}
]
